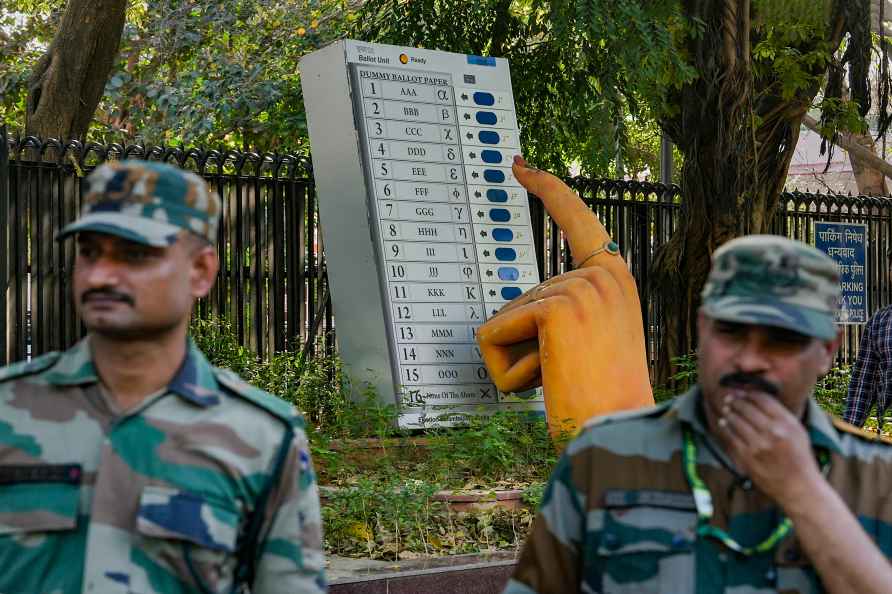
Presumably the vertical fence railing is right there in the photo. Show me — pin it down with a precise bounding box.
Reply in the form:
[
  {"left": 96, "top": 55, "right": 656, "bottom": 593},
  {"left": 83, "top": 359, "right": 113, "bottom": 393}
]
[
  {"left": 4, "top": 135, "right": 331, "bottom": 364},
  {"left": 0, "top": 125, "right": 7, "bottom": 365},
  {"left": 5, "top": 134, "right": 892, "bottom": 375}
]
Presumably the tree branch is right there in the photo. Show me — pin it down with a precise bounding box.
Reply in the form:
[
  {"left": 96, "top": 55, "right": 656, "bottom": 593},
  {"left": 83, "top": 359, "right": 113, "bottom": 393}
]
[{"left": 802, "top": 113, "right": 892, "bottom": 186}]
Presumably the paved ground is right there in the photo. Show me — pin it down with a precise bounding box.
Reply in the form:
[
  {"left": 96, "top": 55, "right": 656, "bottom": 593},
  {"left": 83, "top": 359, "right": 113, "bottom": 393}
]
[{"left": 328, "top": 551, "right": 519, "bottom": 593}]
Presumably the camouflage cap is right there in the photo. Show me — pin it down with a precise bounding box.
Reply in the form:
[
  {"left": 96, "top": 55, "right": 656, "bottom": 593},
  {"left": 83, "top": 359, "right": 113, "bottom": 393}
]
[
  {"left": 700, "top": 235, "right": 840, "bottom": 340},
  {"left": 57, "top": 160, "right": 220, "bottom": 247}
]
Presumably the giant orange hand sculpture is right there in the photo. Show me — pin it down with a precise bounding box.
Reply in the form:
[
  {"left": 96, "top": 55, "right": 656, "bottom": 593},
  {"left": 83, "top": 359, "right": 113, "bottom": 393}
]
[{"left": 477, "top": 157, "right": 654, "bottom": 438}]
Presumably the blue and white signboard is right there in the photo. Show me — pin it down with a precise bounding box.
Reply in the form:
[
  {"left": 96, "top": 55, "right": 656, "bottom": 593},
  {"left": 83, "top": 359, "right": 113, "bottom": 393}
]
[{"left": 814, "top": 221, "right": 867, "bottom": 324}]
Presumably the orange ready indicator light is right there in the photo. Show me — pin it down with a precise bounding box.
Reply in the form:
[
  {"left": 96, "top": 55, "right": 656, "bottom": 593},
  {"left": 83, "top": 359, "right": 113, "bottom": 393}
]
[{"left": 399, "top": 53, "right": 409, "bottom": 64}]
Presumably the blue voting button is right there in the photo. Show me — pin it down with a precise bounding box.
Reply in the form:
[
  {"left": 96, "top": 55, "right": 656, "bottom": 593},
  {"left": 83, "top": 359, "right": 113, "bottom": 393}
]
[
  {"left": 476, "top": 111, "right": 498, "bottom": 125},
  {"left": 489, "top": 208, "right": 510, "bottom": 222},
  {"left": 478, "top": 130, "right": 500, "bottom": 144},
  {"left": 495, "top": 247, "right": 516, "bottom": 261},
  {"left": 484, "top": 169, "right": 505, "bottom": 183},
  {"left": 481, "top": 150, "right": 503, "bottom": 164},
  {"left": 498, "top": 267, "right": 519, "bottom": 281},
  {"left": 492, "top": 228, "right": 514, "bottom": 241},
  {"left": 486, "top": 189, "right": 508, "bottom": 203},
  {"left": 501, "top": 286, "right": 522, "bottom": 300},
  {"left": 473, "top": 91, "right": 495, "bottom": 106}
]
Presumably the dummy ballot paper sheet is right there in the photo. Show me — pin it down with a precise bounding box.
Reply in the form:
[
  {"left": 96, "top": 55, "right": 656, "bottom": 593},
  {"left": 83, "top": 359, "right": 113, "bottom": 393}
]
[{"left": 300, "top": 40, "right": 544, "bottom": 428}]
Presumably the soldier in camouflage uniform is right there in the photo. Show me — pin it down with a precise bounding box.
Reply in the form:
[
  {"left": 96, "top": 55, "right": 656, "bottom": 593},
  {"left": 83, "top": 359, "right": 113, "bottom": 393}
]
[
  {"left": 505, "top": 234, "right": 892, "bottom": 593},
  {"left": 0, "top": 161, "right": 326, "bottom": 593}
]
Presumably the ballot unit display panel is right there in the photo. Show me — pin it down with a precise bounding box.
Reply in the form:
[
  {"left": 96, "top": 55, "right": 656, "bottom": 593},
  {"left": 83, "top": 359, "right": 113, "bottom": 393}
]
[{"left": 301, "top": 41, "right": 543, "bottom": 428}]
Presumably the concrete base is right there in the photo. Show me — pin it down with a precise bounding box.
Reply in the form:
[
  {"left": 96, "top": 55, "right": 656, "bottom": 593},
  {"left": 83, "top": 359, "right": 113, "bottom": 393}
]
[{"left": 328, "top": 551, "right": 519, "bottom": 594}]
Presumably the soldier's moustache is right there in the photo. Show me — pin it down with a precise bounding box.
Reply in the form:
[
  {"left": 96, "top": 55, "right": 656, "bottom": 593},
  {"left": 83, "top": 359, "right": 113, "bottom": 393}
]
[
  {"left": 81, "top": 289, "right": 134, "bottom": 306},
  {"left": 718, "top": 372, "right": 779, "bottom": 397}
]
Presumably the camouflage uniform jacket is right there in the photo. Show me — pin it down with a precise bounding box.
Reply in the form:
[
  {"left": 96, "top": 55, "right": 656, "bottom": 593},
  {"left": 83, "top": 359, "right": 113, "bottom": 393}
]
[
  {"left": 0, "top": 337, "right": 326, "bottom": 594},
  {"left": 505, "top": 386, "right": 892, "bottom": 593}
]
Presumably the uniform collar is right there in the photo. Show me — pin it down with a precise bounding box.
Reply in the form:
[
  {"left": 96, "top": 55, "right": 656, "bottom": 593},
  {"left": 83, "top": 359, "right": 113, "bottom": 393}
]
[
  {"left": 673, "top": 384, "right": 842, "bottom": 456},
  {"left": 44, "top": 336, "right": 221, "bottom": 407}
]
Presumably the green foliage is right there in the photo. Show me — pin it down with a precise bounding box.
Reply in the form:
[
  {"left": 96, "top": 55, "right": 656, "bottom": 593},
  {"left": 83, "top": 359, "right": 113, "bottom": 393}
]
[
  {"left": 190, "top": 314, "right": 353, "bottom": 429},
  {"left": 752, "top": 0, "right": 832, "bottom": 30},
  {"left": 2, "top": 0, "right": 676, "bottom": 176},
  {"left": 322, "top": 476, "right": 443, "bottom": 559},
  {"left": 424, "top": 411, "right": 559, "bottom": 484},
  {"left": 191, "top": 313, "right": 552, "bottom": 558},
  {"left": 322, "top": 477, "right": 535, "bottom": 559},
  {"left": 751, "top": 4, "right": 835, "bottom": 102},
  {"left": 813, "top": 97, "right": 869, "bottom": 136},
  {"left": 652, "top": 351, "right": 698, "bottom": 402},
  {"left": 0, "top": 1, "right": 60, "bottom": 125},
  {"left": 520, "top": 481, "right": 546, "bottom": 508},
  {"left": 3, "top": 0, "right": 882, "bottom": 181},
  {"left": 813, "top": 364, "right": 850, "bottom": 418},
  {"left": 652, "top": 352, "right": 855, "bottom": 428},
  {"left": 1, "top": 0, "right": 355, "bottom": 149},
  {"left": 99, "top": 1, "right": 352, "bottom": 149},
  {"left": 190, "top": 315, "right": 256, "bottom": 376},
  {"left": 315, "top": 409, "right": 556, "bottom": 492},
  {"left": 353, "top": 0, "right": 691, "bottom": 177},
  {"left": 314, "top": 406, "right": 551, "bottom": 559}
]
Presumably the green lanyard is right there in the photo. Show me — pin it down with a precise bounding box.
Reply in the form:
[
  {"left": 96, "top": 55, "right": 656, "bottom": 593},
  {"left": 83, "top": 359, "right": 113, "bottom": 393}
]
[{"left": 681, "top": 425, "right": 829, "bottom": 556}]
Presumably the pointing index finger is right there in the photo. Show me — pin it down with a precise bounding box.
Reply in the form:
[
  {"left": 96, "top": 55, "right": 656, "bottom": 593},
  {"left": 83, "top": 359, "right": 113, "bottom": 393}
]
[{"left": 512, "top": 155, "right": 610, "bottom": 268}]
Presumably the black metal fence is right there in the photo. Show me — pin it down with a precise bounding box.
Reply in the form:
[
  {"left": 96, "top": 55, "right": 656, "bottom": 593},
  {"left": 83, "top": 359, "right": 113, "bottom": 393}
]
[
  {"left": 4, "top": 131, "right": 892, "bottom": 375},
  {"left": 2, "top": 132, "right": 329, "bottom": 364},
  {"left": 1, "top": 127, "right": 8, "bottom": 361},
  {"left": 773, "top": 191, "right": 892, "bottom": 365}
]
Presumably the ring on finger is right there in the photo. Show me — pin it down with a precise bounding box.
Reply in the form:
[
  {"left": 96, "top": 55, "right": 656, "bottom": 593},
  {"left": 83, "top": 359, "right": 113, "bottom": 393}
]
[{"left": 529, "top": 283, "right": 550, "bottom": 301}]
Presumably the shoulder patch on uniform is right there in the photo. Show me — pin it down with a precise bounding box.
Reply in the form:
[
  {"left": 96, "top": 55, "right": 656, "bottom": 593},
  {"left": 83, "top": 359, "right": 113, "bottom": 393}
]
[
  {"left": 212, "top": 367, "right": 300, "bottom": 426},
  {"left": 582, "top": 400, "right": 673, "bottom": 430},
  {"left": 831, "top": 417, "right": 892, "bottom": 446},
  {"left": 0, "top": 352, "right": 62, "bottom": 383}
]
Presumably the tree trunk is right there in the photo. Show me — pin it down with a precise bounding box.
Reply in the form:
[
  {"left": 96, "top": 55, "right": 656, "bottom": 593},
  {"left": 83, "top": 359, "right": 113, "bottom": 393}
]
[
  {"left": 651, "top": 1, "right": 846, "bottom": 384},
  {"left": 849, "top": 133, "right": 889, "bottom": 195},
  {"left": 25, "top": 0, "right": 127, "bottom": 141}
]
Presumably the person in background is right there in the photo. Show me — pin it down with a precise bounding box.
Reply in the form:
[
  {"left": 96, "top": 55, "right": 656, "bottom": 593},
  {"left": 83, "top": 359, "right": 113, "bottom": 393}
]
[
  {"left": 845, "top": 250, "right": 892, "bottom": 428},
  {"left": 0, "top": 161, "right": 326, "bottom": 593}
]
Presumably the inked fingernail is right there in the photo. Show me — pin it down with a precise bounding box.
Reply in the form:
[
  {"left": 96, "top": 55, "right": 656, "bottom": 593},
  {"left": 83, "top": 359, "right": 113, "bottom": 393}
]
[{"left": 513, "top": 155, "right": 537, "bottom": 170}]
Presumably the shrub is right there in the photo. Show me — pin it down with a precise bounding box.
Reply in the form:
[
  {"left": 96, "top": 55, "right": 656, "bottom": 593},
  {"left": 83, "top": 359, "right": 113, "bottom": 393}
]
[
  {"left": 190, "top": 314, "right": 359, "bottom": 430},
  {"left": 813, "top": 365, "right": 850, "bottom": 418},
  {"left": 190, "top": 315, "right": 256, "bottom": 377}
]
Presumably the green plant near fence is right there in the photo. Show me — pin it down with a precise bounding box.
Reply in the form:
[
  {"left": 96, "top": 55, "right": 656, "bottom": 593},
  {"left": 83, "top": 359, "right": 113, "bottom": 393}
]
[
  {"left": 814, "top": 365, "right": 852, "bottom": 418},
  {"left": 322, "top": 478, "right": 536, "bottom": 560},
  {"left": 653, "top": 351, "right": 861, "bottom": 437},
  {"left": 191, "top": 314, "right": 354, "bottom": 431}
]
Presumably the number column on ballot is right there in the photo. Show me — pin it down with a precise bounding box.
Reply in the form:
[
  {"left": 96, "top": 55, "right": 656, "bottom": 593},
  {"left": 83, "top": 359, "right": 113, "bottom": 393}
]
[{"left": 358, "top": 69, "right": 491, "bottom": 405}]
